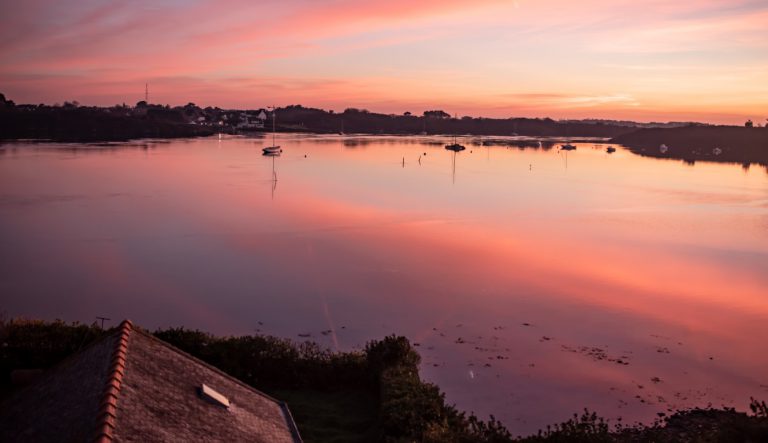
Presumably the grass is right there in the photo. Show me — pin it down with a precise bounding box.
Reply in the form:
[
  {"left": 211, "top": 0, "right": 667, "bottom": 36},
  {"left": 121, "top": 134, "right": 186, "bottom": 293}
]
[{"left": 268, "top": 388, "right": 379, "bottom": 443}]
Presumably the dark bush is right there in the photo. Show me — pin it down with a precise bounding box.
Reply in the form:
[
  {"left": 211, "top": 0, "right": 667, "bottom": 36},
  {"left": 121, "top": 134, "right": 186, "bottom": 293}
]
[{"left": 365, "top": 334, "right": 420, "bottom": 374}]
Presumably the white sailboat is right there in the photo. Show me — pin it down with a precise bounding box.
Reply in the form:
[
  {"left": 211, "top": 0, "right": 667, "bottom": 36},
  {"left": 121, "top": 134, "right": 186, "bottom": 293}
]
[{"left": 262, "top": 107, "right": 282, "bottom": 154}]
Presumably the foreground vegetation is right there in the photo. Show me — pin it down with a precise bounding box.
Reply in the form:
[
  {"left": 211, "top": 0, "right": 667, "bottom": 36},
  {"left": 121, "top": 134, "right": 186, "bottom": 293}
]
[{"left": 1, "top": 319, "right": 766, "bottom": 442}]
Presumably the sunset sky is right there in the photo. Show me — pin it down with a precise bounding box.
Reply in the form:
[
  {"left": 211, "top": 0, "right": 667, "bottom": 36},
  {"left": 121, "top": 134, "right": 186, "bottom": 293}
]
[{"left": 1, "top": 0, "right": 766, "bottom": 124}]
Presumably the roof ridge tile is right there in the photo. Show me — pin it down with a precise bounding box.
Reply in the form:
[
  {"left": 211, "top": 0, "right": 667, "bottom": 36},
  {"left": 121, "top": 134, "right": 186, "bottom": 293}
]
[{"left": 93, "top": 319, "right": 133, "bottom": 443}]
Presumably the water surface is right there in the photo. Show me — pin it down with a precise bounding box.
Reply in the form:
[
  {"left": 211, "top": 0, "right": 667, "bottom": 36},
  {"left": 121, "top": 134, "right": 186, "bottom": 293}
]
[{"left": 1, "top": 134, "right": 767, "bottom": 434}]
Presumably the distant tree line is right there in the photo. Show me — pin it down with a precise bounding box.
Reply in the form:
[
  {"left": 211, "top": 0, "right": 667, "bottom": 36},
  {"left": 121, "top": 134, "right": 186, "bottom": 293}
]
[
  {"left": 2, "top": 92, "right": 767, "bottom": 145},
  {"left": 272, "top": 104, "right": 635, "bottom": 137}
]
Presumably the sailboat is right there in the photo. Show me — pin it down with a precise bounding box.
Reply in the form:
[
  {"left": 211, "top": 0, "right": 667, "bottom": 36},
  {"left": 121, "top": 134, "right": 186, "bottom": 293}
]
[
  {"left": 445, "top": 136, "right": 465, "bottom": 152},
  {"left": 445, "top": 113, "right": 465, "bottom": 151},
  {"left": 560, "top": 123, "right": 576, "bottom": 150},
  {"left": 262, "top": 107, "right": 282, "bottom": 154}
]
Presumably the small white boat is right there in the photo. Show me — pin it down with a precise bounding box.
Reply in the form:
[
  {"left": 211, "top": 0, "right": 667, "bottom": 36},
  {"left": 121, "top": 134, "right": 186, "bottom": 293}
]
[
  {"left": 713, "top": 147, "right": 723, "bottom": 156},
  {"left": 660, "top": 144, "right": 669, "bottom": 154},
  {"left": 262, "top": 107, "right": 281, "bottom": 154},
  {"left": 262, "top": 146, "right": 281, "bottom": 155}
]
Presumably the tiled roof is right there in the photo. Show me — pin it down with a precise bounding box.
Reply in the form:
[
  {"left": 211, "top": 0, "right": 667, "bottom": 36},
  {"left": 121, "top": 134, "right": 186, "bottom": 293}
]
[{"left": 0, "top": 320, "right": 302, "bottom": 443}]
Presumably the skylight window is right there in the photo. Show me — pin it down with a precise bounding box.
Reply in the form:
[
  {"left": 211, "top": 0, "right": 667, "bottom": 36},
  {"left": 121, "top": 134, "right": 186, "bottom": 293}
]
[{"left": 200, "top": 383, "right": 230, "bottom": 408}]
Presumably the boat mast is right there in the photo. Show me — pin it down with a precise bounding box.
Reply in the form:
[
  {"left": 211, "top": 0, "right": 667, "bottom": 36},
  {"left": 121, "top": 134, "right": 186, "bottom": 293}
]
[
  {"left": 453, "top": 113, "right": 457, "bottom": 144},
  {"left": 272, "top": 106, "right": 276, "bottom": 146}
]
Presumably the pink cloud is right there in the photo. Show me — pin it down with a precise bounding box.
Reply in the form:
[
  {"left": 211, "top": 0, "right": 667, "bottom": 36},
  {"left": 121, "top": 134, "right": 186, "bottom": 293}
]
[{"left": 1, "top": 0, "right": 766, "bottom": 123}]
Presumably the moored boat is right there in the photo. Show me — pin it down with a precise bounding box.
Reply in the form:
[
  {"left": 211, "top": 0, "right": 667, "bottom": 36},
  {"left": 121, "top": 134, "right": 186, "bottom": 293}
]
[
  {"left": 445, "top": 113, "right": 465, "bottom": 151},
  {"left": 445, "top": 143, "right": 465, "bottom": 152},
  {"left": 262, "top": 106, "right": 281, "bottom": 154}
]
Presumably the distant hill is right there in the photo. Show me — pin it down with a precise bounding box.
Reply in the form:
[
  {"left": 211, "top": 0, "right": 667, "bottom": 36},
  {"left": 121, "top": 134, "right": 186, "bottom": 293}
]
[{"left": 560, "top": 118, "right": 706, "bottom": 129}]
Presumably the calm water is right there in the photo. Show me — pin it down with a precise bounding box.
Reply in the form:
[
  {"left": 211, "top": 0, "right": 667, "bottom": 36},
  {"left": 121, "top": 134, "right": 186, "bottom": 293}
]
[{"left": 2, "top": 134, "right": 767, "bottom": 434}]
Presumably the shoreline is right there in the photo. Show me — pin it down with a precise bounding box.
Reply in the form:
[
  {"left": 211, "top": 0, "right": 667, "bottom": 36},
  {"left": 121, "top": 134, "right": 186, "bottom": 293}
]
[
  {"left": 611, "top": 126, "right": 768, "bottom": 167},
  {"left": 3, "top": 99, "right": 765, "bottom": 165},
  {"left": 3, "top": 130, "right": 766, "bottom": 170}
]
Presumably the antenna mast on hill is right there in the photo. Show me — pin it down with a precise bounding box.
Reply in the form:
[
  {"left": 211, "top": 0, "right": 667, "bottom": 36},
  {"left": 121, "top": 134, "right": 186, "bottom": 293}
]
[{"left": 145, "top": 83, "right": 149, "bottom": 103}]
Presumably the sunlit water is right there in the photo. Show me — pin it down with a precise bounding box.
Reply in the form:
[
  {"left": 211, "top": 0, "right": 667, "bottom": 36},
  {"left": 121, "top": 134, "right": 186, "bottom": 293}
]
[{"left": 2, "top": 134, "right": 767, "bottom": 434}]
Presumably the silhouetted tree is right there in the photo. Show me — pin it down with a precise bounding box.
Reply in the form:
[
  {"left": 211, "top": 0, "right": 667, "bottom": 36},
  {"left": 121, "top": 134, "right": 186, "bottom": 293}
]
[
  {"left": 0, "top": 93, "right": 12, "bottom": 108},
  {"left": 423, "top": 110, "right": 450, "bottom": 119},
  {"left": 745, "top": 119, "right": 754, "bottom": 127}
]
